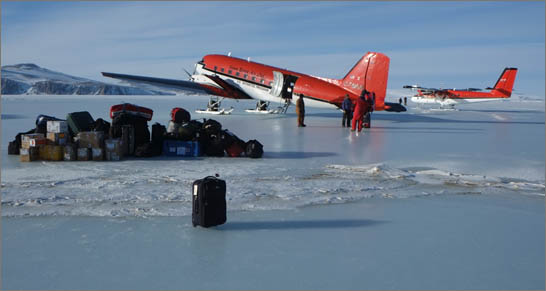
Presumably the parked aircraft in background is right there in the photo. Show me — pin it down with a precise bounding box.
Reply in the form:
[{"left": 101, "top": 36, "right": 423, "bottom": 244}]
[
  {"left": 403, "top": 68, "right": 518, "bottom": 108},
  {"left": 102, "top": 52, "right": 406, "bottom": 114}
]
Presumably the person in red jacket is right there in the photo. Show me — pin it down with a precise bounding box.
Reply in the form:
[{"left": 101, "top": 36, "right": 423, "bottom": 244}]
[{"left": 351, "top": 91, "right": 370, "bottom": 132}]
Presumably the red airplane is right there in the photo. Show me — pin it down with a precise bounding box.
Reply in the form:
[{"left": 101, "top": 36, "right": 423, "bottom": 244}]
[
  {"left": 403, "top": 67, "right": 518, "bottom": 108},
  {"left": 102, "top": 52, "right": 406, "bottom": 114}
]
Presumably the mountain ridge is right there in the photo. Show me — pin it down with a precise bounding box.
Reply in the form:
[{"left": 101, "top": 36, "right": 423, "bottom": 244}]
[{"left": 1, "top": 63, "right": 172, "bottom": 95}]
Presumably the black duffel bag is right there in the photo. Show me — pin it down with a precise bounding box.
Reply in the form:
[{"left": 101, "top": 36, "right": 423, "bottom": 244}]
[
  {"left": 245, "top": 139, "right": 263, "bottom": 158},
  {"left": 202, "top": 119, "right": 222, "bottom": 133}
]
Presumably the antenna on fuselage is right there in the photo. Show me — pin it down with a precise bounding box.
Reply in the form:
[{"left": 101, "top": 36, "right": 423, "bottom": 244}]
[{"left": 228, "top": 52, "right": 232, "bottom": 56}]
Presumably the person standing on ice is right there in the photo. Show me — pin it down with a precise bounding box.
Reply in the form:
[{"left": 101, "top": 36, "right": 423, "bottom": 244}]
[
  {"left": 296, "top": 93, "right": 306, "bottom": 127},
  {"left": 341, "top": 94, "right": 353, "bottom": 127},
  {"left": 351, "top": 91, "right": 369, "bottom": 132}
]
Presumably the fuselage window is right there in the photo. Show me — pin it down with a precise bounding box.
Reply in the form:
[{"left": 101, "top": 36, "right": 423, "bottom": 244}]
[
  {"left": 252, "top": 76, "right": 256, "bottom": 81},
  {"left": 228, "top": 70, "right": 232, "bottom": 75},
  {"left": 236, "top": 72, "right": 240, "bottom": 77},
  {"left": 244, "top": 74, "right": 248, "bottom": 79},
  {"left": 221, "top": 68, "right": 225, "bottom": 72},
  {"left": 260, "top": 79, "right": 265, "bottom": 84},
  {"left": 269, "top": 81, "right": 273, "bottom": 86}
]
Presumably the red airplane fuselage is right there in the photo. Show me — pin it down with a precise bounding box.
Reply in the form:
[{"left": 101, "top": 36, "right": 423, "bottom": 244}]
[{"left": 194, "top": 52, "right": 392, "bottom": 111}]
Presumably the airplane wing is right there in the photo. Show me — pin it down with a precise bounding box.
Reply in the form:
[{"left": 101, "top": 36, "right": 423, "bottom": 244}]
[
  {"left": 403, "top": 85, "right": 448, "bottom": 95},
  {"left": 101, "top": 72, "right": 252, "bottom": 99},
  {"left": 102, "top": 72, "right": 208, "bottom": 94}
]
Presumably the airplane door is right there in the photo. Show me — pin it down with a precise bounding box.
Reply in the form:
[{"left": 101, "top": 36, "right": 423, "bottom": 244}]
[
  {"left": 270, "top": 72, "right": 299, "bottom": 100},
  {"left": 281, "top": 75, "right": 299, "bottom": 100},
  {"left": 270, "top": 71, "right": 284, "bottom": 97}
]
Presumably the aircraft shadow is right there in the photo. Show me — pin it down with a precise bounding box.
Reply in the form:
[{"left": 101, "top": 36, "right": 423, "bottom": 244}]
[
  {"left": 307, "top": 112, "right": 543, "bottom": 125},
  {"left": 1, "top": 114, "right": 27, "bottom": 120},
  {"left": 375, "top": 113, "right": 544, "bottom": 125},
  {"left": 264, "top": 151, "right": 337, "bottom": 159},
  {"left": 373, "top": 126, "right": 483, "bottom": 132},
  {"left": 218, "top": 219, "right": 386, "bottom": 231},
  {"left": 459, "top": 109, "right": 544, "bottom": 114}
]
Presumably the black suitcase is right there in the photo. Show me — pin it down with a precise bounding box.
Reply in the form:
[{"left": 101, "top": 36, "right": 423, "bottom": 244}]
[
  {"left": 202, "top": 133, "right": 225, "bottom": 157},
  {"left": 192, "top": 176, "right": 226, "bottom": 227},
  {"left": 8, "top": 141, "right": 19, "bottom": 155},
  {"left": 66, "top": 111, "right": 94, "bottom": 136},
  {"left": 364, "top": 112, "right": 371, "bottom": 128}
]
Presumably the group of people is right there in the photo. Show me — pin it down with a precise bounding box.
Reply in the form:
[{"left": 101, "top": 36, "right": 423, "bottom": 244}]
[
  {"left": 341, "top": 91, "right": 374, "bottom": 132},
  {"left": 294, "top": 91, "right": 374, "bottom": 131}
]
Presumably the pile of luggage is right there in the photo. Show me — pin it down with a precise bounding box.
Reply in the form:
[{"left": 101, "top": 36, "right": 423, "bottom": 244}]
[
  {"left": 159, "top": 107, "right": 263, "bottom": 158},
  {"left": 8, "top": 103, "right": 264, "bottom": 162}
]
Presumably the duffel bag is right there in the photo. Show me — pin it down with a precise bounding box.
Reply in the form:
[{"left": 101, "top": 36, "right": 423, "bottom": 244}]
[
  {"left": 171, "top": 107, "right": 191, "bottom": 123},
  {"left": 8, "top": 141, "right": 19, "bottom": 155},
  {"left": 225, "top": 141, "right": 245, "bottom": 157},
  {"left": 93, "top": 118, "right": 111, "bottom": 133},
  {"left": 36, "top": 114, "right": 63, "bottom": 134},
  {"left": 245, "top": 139, "right": 264, "bottom": 158},
  {"left": 202, "top": 119, "right": 222, "bottom": 133}
]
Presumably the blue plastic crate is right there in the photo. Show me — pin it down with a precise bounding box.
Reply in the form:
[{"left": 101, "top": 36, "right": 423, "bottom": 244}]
[{"left": 163, "top": 140, "right": 200, "bottom": 157}]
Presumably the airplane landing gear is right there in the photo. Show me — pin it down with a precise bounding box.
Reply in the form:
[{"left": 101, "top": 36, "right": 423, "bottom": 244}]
[
  {"left": 196, "top": 96, "right": 234, "bottom": 115},
  {"left": 256, "top": 100, "right": 269, "bottom": 111}
]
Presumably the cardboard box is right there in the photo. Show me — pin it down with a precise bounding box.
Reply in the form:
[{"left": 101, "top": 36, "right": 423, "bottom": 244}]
[
  {"left": 64, "top": 144, "right": 77, "bottom": 161},
  {"left": 46, "top": 132, "right": 68, "bottom": 146},
  {"left": 47, "top": 120, "right": 69, "bottom": 133},
  {"left": 92, "top": 148, "right": 104, "bottom": 161},
  {"left": 105, "top": 139, "right": 123, "bottom": 161},
  {"left": 77, "top": 148, "right": 90, "bottom": 161},
  {"left": 105, "top": 152, "right": 121, "bottom": 161},
  {"left": 21, "top": 133, "right": 44, "bottom": 143},
  {"left": 21, "top": 134, "right": 46, "bottom": 149},
  {"left": 77, "top": 131, "right": 104, "bottom": 149},
  {"left": 20, "top": 147, "right": 39, "bottom": 162}
]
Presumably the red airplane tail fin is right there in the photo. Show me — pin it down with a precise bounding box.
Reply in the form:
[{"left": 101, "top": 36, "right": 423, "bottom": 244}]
[
  {"left": 341, "top": 52, "right": 390, "bottom": 110},
  {"left": 491, "top": 68, "right": 518, "bottom": 97}
]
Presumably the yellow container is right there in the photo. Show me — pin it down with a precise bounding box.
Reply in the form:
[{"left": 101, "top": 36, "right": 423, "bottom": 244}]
[{"left": 49, "top": 145, "right": 63, "bottom": 161}]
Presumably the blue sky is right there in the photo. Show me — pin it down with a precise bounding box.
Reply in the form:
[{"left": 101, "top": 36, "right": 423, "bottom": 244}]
[{"left": 2, "top": 1, "right": 545, "bottom": 98}]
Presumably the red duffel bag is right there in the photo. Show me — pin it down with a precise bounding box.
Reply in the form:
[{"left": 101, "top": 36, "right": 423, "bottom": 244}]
[
  {"left": 171, "top": 107, "right": 191, "bottom": 123},
  {"left": 110, "top": 103, "right": 153, "bottom": 121}
]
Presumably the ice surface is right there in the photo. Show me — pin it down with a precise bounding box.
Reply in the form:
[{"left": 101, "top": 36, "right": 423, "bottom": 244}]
[
  {"left": 1, "top": 95, "right": 544, "bottom": 289},
  {"left": 1, "top": 95, "right": 544, "bottom": 217}
]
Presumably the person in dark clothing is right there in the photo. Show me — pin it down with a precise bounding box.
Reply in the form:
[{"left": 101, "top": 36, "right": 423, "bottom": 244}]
[
  {"left": 341, "top": 94, "right": 353, "bottom": 127},
  {"left": 399, "top": 97, "right": 402, "bottom": 105},
  {"left": 296, "top": 93, "right": 306, "bottom": 127},
  {"left": 404, "top": 97, "right": 407, "bottom": 106}
]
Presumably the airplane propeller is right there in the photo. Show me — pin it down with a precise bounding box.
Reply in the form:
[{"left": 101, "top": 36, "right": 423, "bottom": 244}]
[{"left": 182, "top": 68, "right": 192, "bottom": 79}]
